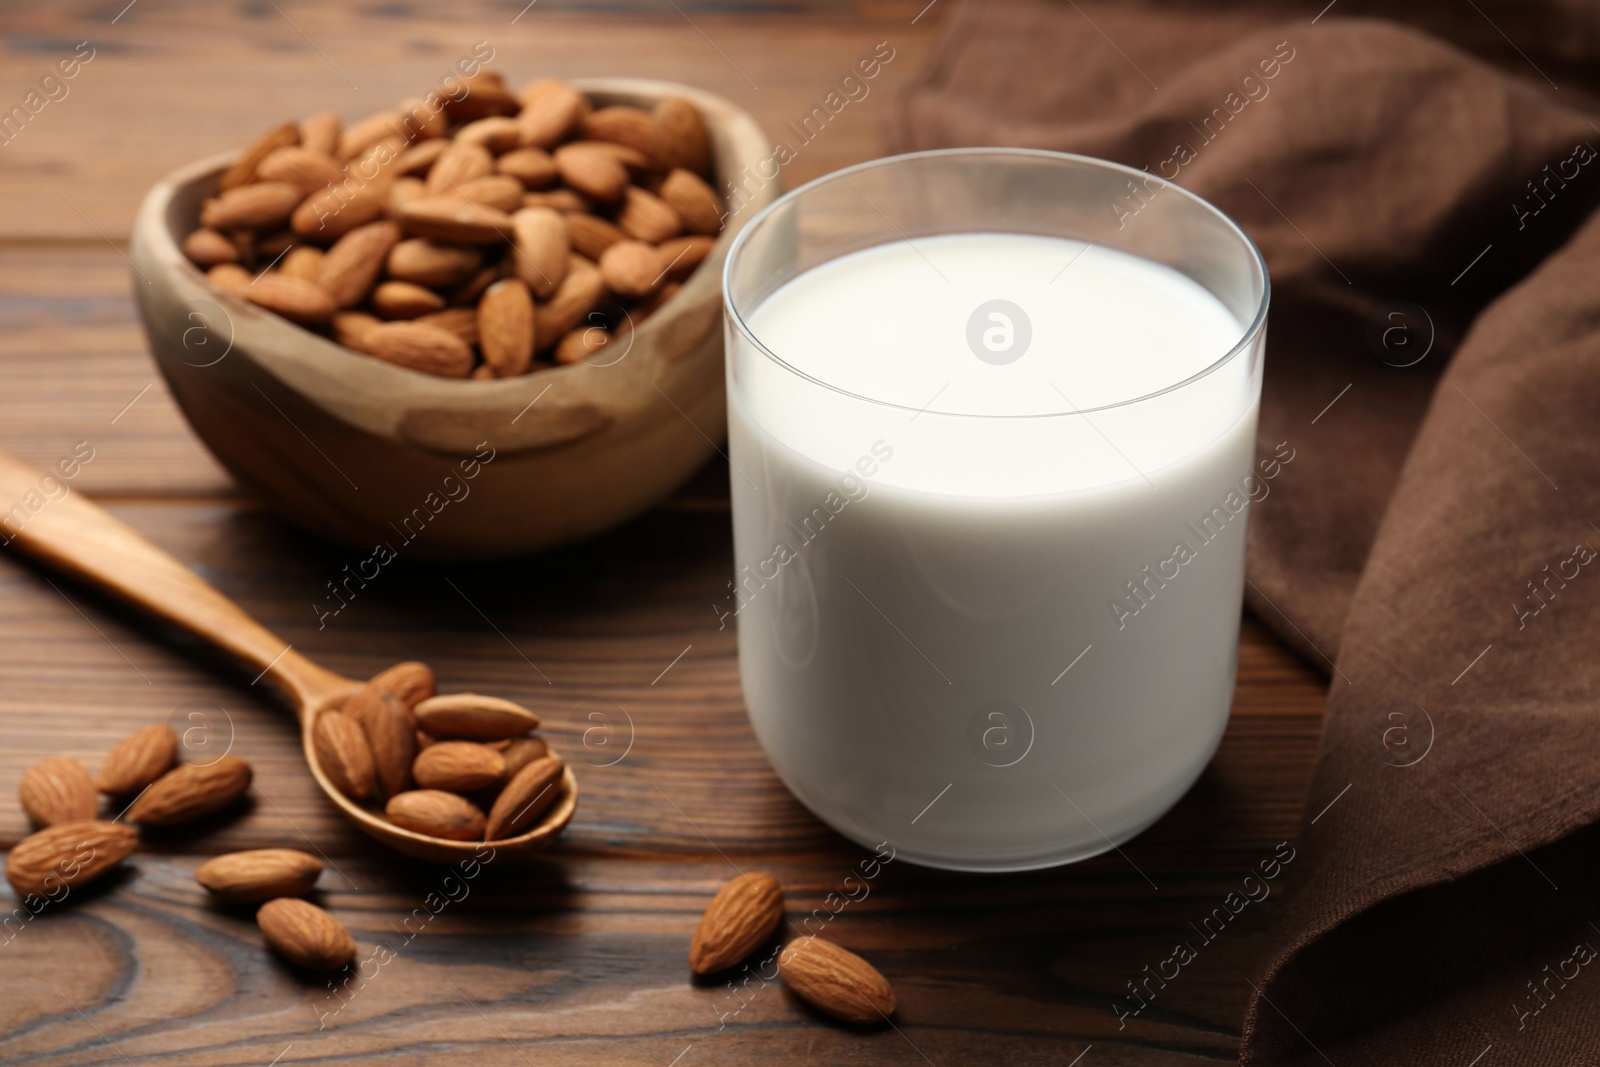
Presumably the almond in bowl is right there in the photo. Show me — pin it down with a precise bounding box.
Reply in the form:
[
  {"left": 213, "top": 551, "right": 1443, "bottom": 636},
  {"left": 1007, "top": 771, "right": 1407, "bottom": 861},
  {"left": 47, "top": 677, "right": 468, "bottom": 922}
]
[{"left": 130, "top": 76, "right": 779, "bottom": 559}]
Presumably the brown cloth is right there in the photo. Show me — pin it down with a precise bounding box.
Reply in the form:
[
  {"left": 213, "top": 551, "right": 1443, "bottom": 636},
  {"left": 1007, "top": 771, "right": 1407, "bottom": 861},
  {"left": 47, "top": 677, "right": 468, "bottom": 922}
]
[{"left": 892, "top": 2, "right": 1600, "bottom": 1062}]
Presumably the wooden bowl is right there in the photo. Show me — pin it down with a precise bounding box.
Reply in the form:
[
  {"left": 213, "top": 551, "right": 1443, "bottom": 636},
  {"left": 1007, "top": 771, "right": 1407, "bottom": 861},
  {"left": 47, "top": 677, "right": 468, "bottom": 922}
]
[{"left": 128, "top": 79, "right": 777, "bottom": 559}]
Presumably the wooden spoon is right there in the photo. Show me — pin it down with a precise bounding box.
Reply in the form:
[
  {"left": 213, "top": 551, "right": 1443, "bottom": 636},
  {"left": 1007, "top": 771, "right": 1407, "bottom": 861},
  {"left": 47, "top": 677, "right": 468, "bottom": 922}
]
[{"left": 0, "top": 449, "right": 576, "bottom": 863}]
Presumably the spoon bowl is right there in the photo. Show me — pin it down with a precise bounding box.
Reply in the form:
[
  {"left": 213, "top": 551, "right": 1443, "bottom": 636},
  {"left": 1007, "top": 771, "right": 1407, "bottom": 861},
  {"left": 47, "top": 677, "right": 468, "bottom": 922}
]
[{"left": 0, "top": 448, "right": 577, "bottom": 863}]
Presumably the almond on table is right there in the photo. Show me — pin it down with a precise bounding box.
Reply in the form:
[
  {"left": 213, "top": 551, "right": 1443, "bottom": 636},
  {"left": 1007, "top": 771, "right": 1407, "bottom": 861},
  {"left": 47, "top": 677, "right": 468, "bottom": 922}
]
[{"left": 181, "top": 81, "right": 725, "bottom": 378}]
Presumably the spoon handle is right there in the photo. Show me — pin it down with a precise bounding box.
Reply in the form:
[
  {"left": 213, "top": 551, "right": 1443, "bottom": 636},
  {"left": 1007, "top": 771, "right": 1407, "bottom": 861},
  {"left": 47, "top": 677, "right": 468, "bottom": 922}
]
[{"left": 0, "top": 448, "right": 353, "bottom": 717}]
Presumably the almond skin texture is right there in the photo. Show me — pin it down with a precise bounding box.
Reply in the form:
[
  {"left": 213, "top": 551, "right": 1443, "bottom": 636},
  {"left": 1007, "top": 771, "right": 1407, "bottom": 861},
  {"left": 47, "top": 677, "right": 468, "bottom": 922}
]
[
  {"left": 689, "top": 872, "right": 784, "bottom": 974},
  {"left": 413, "top": 742, "right": 506, "bottom": 793},
  {"left": 386, "top": 790, "right": 487, "bottom": 841},
  {"left": 221, "top": 121, "right": 301, "bottom": 189},
  {"left": 484, "top": 755, "right": 565, "bottom": 840},
  {"left": 478, "top": 278, "right": 535, "bottom": 377},
  {"left": 413, "top": 694, "right": 541, "bottom": 741},
  {"left": 258, "top": 898, "right": 357, "bottom": 970},
  {"left": 779, "top": 937, "right": 897, "bottom": 1024},
  {"left": 553, "top": 142, "right": 628, "bottom": 203},
  {"left": 196, "top": 849, "right": 323, "bottom": 902},
  {"left": 316, "top": 220, "right": 402, "bottom": 308},
  {"left": 615, "top": 186, "right": 682, "bottom": 243},
  {"left": 5, "top": 820, "right": 138, "bottom": 898},
  {"left": 19, "top": 757, "right": 97, "bottom": 827},
  {"left": 95, "top": 724, "right": 178, "bottom": 795},
  {"left": 565, "top": 213, "right": 626, "bottom": 261},
  {"left": 314, "top": 710, "right": 377, "bottom": 800},
  {"left": 126, "top": 756, "right": 253, "bottom": 826},
  {"left": 365, "top": 322, "right": 475, "bottom": 378}
]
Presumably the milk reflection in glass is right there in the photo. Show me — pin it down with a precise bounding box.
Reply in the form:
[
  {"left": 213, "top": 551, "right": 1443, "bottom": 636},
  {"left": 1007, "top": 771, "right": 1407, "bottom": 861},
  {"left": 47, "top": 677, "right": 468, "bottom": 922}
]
[{"left": 727, "top": 231, "right": 1263, "bottom": 871}]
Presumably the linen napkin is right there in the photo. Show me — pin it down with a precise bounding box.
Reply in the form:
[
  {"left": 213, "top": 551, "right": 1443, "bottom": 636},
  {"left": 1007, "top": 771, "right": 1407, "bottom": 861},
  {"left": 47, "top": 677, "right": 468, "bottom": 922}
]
[{"left": 892, "top": 2, "right": 1600, "bottom": 1061}]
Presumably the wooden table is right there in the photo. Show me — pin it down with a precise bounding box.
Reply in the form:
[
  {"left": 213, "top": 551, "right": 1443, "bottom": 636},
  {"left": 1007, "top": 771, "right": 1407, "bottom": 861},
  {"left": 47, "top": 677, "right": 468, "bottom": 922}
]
[{"left": 0, "top": 3, "right": 1327, "bottom": 1063}]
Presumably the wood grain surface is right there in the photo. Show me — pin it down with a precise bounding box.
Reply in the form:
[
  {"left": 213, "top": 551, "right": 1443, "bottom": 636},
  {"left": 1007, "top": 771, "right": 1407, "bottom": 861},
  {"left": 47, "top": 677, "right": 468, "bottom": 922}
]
[{"left": 0, "top": 3, "right": 1329, "bottom": 1064}]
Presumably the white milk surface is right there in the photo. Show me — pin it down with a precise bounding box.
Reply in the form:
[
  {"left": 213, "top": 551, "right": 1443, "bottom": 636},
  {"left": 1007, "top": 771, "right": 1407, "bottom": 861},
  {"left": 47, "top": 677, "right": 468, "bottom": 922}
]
[{"left": 727, "top": 233, "right": 1261, "bottom": 870}]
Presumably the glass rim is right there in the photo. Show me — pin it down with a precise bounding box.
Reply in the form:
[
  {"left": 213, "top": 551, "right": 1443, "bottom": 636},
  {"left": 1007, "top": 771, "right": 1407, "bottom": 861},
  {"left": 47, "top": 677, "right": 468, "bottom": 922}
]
[{"left": 722, "top": 147, "right": 1271, "bottom": 421}]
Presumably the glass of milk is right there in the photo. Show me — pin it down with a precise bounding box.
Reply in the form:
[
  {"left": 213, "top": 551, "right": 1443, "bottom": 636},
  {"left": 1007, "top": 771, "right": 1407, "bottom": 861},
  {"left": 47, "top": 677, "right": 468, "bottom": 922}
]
[{"left": 721, "top": 149, "right": 1268, "bottom": 871}]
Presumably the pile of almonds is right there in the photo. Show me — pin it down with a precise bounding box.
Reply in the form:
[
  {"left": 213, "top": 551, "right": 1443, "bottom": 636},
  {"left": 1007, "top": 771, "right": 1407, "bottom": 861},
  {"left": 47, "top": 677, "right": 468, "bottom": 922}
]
[
  {"left": 183, "top": 73, "right": 725, "bottom": 378},
  {"left": 315, "top": 661, "right": 567, "bottom": 844},
  {"left": 690, "top": 871, "right": 897, "bottom": 1025}
]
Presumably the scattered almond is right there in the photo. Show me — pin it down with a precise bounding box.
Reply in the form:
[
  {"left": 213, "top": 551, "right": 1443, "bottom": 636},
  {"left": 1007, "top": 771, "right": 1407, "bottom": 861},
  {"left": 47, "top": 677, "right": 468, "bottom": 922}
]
[
  {"left": 413, "top": 693, "right": 540, "bottom": 741},
  {"left": 5, "top": 820, "right": 138, "bottom": 898},
  {"left": 484, "top": 755, "right": 565, "bottom": 840},
  {"left": 126, "top": 756, "right": 253, "bottom": 825},
  {"left": 779, "top": 937, "right": 897, "bottom": 1024},
  {"left": 690, "top": 871, "right": 784, "bottom": 974},
  {"left": 19, "top": 757, "right": 97, "bottom": 827},
  {"left": 196, "top": 848, "right": 323, "bottom": 902},
  {"left": 95, "top": 724, "right": 178, "bottom": 795},
  {"left": 258, "top": 897, "right": 357, "bottom": 970},
  {"left": 386, "top": 789, "right": 487, "bottom": 841}
]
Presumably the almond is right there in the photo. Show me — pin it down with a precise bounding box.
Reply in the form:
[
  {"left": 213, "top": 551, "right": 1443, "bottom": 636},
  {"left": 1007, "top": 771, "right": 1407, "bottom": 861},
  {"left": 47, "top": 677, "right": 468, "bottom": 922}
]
[
  {"left": 553, "top": 142, "right": 628, "bottom": 203},
  {"left": 484, "top": 755, "right": 565, "bottom": 840},
  {"left": 394, "top": 138, "right": 449, "bottom": 178},
  {"left": 201, "top": 182, "right": 305, "bottom": 231},
  {"left": 5, "top": 820, "right": 138, "bottom": 898},
  {"left": 332, "top": 310, "right": 382, "bottom": 352},
  {"left": 337, "top": 109, "right": 403, "bottom": 161},
  {"left": 446, "top": 72, "right": 520, "bottom": 120},
  {"left": 19, "top": 757, "right": 97, "bottom": 827},
  {"left": 242, "top": 273, "right": 337, "bottom": 325},
  {"left": 522, "top": 189, "right": 591, "bottom": 213},
  {"left": 499, "top": 735, "right": 549, "bottom": 781},
  {"left": 657, "top": 234, "right": 715, "bottom": 282},
  {"left": 413, "top": 742, "right": 506, "bottom": 793},
  {"left": 497, "top": 147, "right": 557, "bottom": 188},
  {"left": 659, "top": 169, "right": 723, "bottom": 235},
  {"left": 256, "top": 146, "right": 345, "bottom": 194},
  {"left": 313, "top": 710, "right": 376, "bottom": 800},
  {"left": 456, "top": 174, "right": 526, "bottom": 213},
  {"left": 455, "top": 116, "right": 523, "bottom": 153},
  {"left": 599, "top": 240, "right": 664, "bottom": 299},
  {"left": 196, "top": 848, "right": 323, "bottom": 902},
  {"left": 280, "top": 245, "right": 325, "bottom": 281},
  {"left": 416, "top": 307, "right": 480, "bottom": 345},
  {"left": 386, "top": 789, "right": 486, "bottom": 840},
  {"left": 615, "top": 186, "right": 682, "bottom": 243},
  {"left": 590, "top": 140, "right": 655, "bottom": 174},
  {"left": 370, "top": 661, "right": 436, "bottom": 707},
  {"left": 517, "top": 78, "right": 587, "bottom": 148},
  {"left": 554, "top": 325, "right": 614, "bottom": 365},
  {"left": 372, "top": 280, "right": 446, "bottom": 319},
  {"left": 300, "top": 110, "right": 342, "bottom": 157},
  {"left": 689, "top": 871, "right": 784, "bottom": 974},
  {"left": 387, "top": 239, "right": 483, "bottom": 287},
  {"left": 449, "top": 265, "right": 500, "bottom": 307},
  {"left": 388, "top": 176, "right": 428, "bottom": 217},
  {"left": 318, "top": 221, "right": 402, "bottom": 308},
  {"left": 258, "top": 898, "right": 357, "bottom": 970},
  {"left": 396, "top": 95, "right": 448, "bottom": 141},
  {"left": 537, "top": 254, "right": 605, "bottom": 338},
  {"left": 778, "top": 937, "right": 897, "bottom": 1024},
  {"left": 510, "top": 207, "right": 569, "bottom": 298},
  {"left": 221, "top": 121, "right": 301, "bottom": 190},
  {"left": 654, "top": 97, "right": 711, "bottom": 175},
  {"left": 182, "top": 228, "right": 240, "bottom": 268},
  {"left": 95, "top": 724, "right": 178, "bottom": 795},
  {"left": 207, "top": 263, "right": 252, "bottom": 297},
  {"left": 365, "top": 321, "right": 475, "bottom": 378},
  {"left": 566, "top": 213, "right": 626, "bottom": 261},
  {"left": 401, "top": 197, "right": 514, "bottom": 245},
  {"left": 413, "top": 693, "right": 540, "bottom": 741},
  {"left": 350, "top": 690, "right": 418, "bottom": 797},
  {"left": 126, "top": 756, "right": 253, "bottom": 825},
  {"left": 426, "top": 140, "right": 494, "bottom": 196},
  {"left": 582, "top": 106, "right": 668, "bottom": 167},
  {"left": 478, "top": 278, "right": 535, "bottom": 377},
  {"left": 292, "top": 182, "right": 386, "bottom": 240}
]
